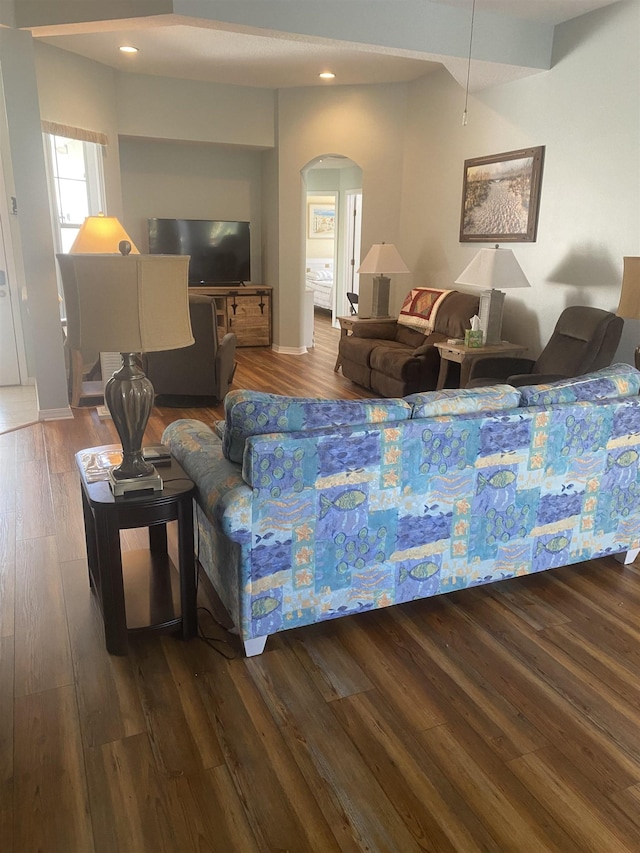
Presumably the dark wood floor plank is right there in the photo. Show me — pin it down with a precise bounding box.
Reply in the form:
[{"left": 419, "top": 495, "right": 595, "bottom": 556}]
[
  {"left": 153, "top": 635, "right": 226, "bottom": 770},
  {"left": 0, "top": 635, "right": 14, "bottom": 853},
  {"left": 392, "top": 597, "right": 548, "bottom": 760},
  {"left": 611, "top": 783, "right": 640, "bottom": 831},
  {"left": 420, "top": 724, "right": 584, "bottom": 853},
  {"left": 15, "top": 457, "right": 55, "bottom": 540},
  {"left": 51, "top": 469, "right": 87, "bottom": 563},
  {"left": 84, "top": 732, "right": 192, "bottom": 853},
  {"left": 451, "top": 587, "right": 640, "bottom": 795},
  {"left": 469, "top": 590, "right": 640, "bottom": 771},
  {"left": 331, "top": 689, "right": 503, "bottom": 853},
  {"left": 14, "top": 685, "right": 94, "bottom": 853},
  {"left": 59, "top": 557, "right": 146, "bottom": 748},
  {"left": 128, "top": 633, "right": 212, "bottom": 778},
  {"left": 0, "top": 512, "right": 15, "bottom": 638},
  {"left": 247, "top": 646, "right": 426, "bottom": 852},
  {"left": 199, "top": 655, "right": 343, "bottom": 852},
  {"left": 14, "top": 535, "right": 73, "bottom": 697},
  {"left": 508, "top": 746, "right": 640, "bottom": 852},
  {"left": 15, "top": 422, "right": 45, "bottom": 462},
  {"left": 287, "top": 621, "right": 375, "bottom": 701},
  {"left": 331, "top": 612, "right": 445, "bottom": 732},
  {"left": 171, "top": 765, "right": 261, "bottom": 852}
]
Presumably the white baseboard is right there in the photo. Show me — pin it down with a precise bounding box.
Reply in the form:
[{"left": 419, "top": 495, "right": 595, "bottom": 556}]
[
  {"left": 271, "top": 344, "right": 309, "bottom": 355},
  {"left": 39, "top": 406, "right": 74, "bottom": 421}
]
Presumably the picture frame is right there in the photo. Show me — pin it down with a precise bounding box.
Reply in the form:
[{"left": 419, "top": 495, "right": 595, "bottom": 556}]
[
  {"left": 308, "top": 202, "right": 335, "bottom": 239},
  {"left": 459, "top": 146, "right": 545, "bottom": 243}
]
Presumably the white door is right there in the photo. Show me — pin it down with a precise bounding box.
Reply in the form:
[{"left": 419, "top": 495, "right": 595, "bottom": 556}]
[
  {"left": 0, "top": 214, "right": 20, "bottom": 386},
  {"left": 339, "top": 190, "right": 362, "bottom": 316}
]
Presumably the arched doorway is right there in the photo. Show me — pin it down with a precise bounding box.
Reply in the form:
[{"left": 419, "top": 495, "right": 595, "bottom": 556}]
[{"left": 301, "top": 155, "right": 363, "bottom": 344}]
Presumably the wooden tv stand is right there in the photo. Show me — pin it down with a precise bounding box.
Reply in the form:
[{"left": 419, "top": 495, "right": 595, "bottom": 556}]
[{"left": 191, "top": 285, "right": 272, "bottom": 347}]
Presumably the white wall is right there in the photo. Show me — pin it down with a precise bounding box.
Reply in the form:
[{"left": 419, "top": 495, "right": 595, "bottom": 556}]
[
  {"left": 400, "top": 0, "right": 640, "bottom": 364},
  {"left": 115, "top": 73, "right": 275, "bottom": 149},
  {"left": 119, "top": 137, "right": 263, "bottom": 282},
  {"left": 274, "top": 83, "right": 408, "bottom": 348},
  {"left": 35, "top": 41, "right": 124, "bottom": 218}
]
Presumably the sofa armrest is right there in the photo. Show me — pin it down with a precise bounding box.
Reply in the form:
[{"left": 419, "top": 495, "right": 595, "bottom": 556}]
[
  {"left": 351, "top": 319, "right": 398, "bottom": 340},
  {"left": 467, "top": 356, "right": 536, "bottom": 385},
  {"left": 215, "top": 332, "right": 237, "bottom": 400}
]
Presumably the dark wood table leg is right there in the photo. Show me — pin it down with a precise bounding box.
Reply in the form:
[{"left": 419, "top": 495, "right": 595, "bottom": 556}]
[
  {"left": 81, "top": 487, "right": 98, "bottom": 589},
  {"left": 148, "top": 522, "right": 168, "bottom": 555},
  {"left": 178, "top": 496, "right": 197, "bottom": 640},
  {"left": 95, "top": 509, "right": 128, "bottom": 655}
]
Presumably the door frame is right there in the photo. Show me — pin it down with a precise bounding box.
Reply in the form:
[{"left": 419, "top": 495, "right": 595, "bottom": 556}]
[{"left": 0, "top": 157, "right": 29, "bottom": 385}]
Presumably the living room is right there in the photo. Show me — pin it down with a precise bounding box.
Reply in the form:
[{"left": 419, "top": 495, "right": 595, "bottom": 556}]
[
  {"left": 2, "top": 2, "right": 640, "bottom": 849},
  {"left": 0, "top": 0, "right": 638, "bottom": 425}
]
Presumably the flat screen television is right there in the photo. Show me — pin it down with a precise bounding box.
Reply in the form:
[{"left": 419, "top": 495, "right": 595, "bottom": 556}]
[{"left": 148, "top": 218, "right": 250, "bottom": 286}]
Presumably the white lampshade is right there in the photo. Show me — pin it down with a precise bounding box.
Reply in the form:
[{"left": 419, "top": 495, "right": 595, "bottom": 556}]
[
  {"left": 357, "top": 243, "right": 410, "bottom": 275},
  {"left": 616, "top": 256, "right": 640, "bottom": 320},
  {"left": 56, "top": 254, "right": 193, "bottom": 353},
  {"left": 455, "top": 246, "right": 530, "bottom": 290},
  {"left": 70, "top": 214, "right": 140, "bottom": 254}
]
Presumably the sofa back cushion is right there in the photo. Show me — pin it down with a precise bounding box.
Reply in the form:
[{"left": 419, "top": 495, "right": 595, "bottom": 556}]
[
  {"left": 222, "top": 390, "right": 411, "bottom": 462},
  {"left": 519, "top": 363, "right": 640, "bottom": 406},
  {"left": 395, "top": 324, "right": 426, "bottom": 347},
  {"left": 406, "top": 385, "right": 521, "bottom": 418},
  {"left": 432, "top": 291, "right": 481, "bottom": 338}
]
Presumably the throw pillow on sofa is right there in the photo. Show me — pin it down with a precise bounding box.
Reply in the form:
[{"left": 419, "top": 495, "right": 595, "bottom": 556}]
[
  {"left": 222, "top": 389, "right": 412, "bottom": 462},
  {"left": 519, "top": 363, "right": 640, "bottom": 406},
  {"left": 405, "top": 384, "right": 521, "bottom": 418}
]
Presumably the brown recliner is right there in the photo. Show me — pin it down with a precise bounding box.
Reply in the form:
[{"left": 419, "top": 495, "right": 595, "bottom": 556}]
[
  {"left": 466, "top": 305, "right": 624, "bottom": 388},
  {"left": 145, "top": 293, "right": 237, "bottom": 403},
  {"left": 339, "top": 291, "right": 480, "bottom": 397}
]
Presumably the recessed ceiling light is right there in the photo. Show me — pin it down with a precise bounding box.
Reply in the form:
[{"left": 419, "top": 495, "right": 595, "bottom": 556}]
[
  {"left": 319, "top": 71, "right": 336, "bottom": 80},
  {"left": 119, "top": 45, "right": 138, "bottom": 54}
]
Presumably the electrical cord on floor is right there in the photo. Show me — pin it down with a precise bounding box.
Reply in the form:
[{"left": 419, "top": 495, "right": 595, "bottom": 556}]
[
  {"left": 192, "top": 511, "right": 238, "bottom": 659},
  {"left": 197, "top": 605, "right": 237, "bottom": 659}
]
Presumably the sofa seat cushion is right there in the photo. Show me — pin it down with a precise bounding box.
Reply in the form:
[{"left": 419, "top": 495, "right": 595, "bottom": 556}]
[
  {"left": 406, "top": 385, "right": 521, "bottom": 418},
  {"left": 369, "top": 344, "right": 423, "bottom": 383},
  {"left": 519, "top": 363, "right": 640, "bottom": 406},
  {"left": 223, "top": 390, "right": 412, "bottom": 462},
  {"left": 339, "top": 334, "right": 402, "bottom": 367}
]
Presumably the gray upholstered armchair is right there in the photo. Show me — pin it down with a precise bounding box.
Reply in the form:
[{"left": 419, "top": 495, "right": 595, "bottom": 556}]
[
  {"left": 467, "top": 306, "right": 623, "bottom": 388},
  {"left": 145, "top": 293, "right": 237, "bottom": 403}
]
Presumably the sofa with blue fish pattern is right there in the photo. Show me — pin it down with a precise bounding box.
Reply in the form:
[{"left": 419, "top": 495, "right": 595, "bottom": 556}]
[{"left": 162, "top": 363, "right": 640, "bottom": 656}]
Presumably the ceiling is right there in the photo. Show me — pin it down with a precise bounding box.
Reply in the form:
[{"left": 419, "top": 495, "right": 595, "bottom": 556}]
[{"left": 34, "top": 1, "right": 622, "bottom": 90}]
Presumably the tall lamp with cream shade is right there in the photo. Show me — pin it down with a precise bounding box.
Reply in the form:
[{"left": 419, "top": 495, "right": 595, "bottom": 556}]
[
  {"left": 616, "top": 256, "right": 640, "bottom": 369},
  {"left": 455, "top": 244, "right": 531, "bottom": 345},
  {"left": 56, "top": 253, "right": 193, "bottom": 495},
  {"left": 357, "top": 242, "right": 409, "bottom": 318}
]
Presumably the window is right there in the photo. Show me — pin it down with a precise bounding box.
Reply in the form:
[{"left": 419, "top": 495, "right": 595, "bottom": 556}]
[{"left": 44, "top": 132, "right": 105, "bottom": 316}]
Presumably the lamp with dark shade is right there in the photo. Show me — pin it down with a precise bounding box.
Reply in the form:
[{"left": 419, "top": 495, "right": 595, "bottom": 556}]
[
  {"left": 455, "top": 244, "right": 531, "bottom": 345},
  {"left": 56, "top": 252, "right": 193, "bottom": 495},
  {"left": 357, "top": 242, "right": 409, "bottom": 318},
  {"left": 616, "top": 256, "right": 640, "bottom": 369}
]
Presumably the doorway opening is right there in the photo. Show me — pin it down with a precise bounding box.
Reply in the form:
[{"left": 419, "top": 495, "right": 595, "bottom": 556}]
[{"left": 302, "top": 156, "right": 363, "bottom": 345}]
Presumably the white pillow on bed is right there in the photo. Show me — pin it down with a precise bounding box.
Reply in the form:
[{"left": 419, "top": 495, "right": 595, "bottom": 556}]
[{"left": 306, "top": 269, "right": 333, "bottom": 282}]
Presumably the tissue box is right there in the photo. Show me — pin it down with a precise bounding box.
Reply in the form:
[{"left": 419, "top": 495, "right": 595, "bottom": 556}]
[{"left": 464, "top": 329, "right": 484, "bottom": 348}]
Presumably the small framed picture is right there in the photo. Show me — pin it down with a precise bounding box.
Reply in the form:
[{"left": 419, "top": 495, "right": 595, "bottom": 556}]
[
  {"left": 460, "top": 146, "right": 545, "bottom": 242},
  {"left": 308, "top": 203, "right": 335, "bottom": 239}
]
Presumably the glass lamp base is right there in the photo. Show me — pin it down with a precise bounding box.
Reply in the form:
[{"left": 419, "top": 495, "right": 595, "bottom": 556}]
[{"left": 109, "top": 465, "right": 163, "bottom": 496}]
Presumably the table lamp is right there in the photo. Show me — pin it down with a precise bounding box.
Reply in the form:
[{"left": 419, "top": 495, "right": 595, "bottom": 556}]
[
  {"left": 56, "top": 252, "right": 193, "bottom": 495},
  {"left": 455, "top": 244, "right": 530, "bottom": 345},
  {"left": 616, "top": 256, "right": 640, "bottom": 369},
  {"left": 357, "top": 242, "right": 409, "bottom": 318},
  {"left": 69, "top": 214, "right": 140, "bottom": 254}
]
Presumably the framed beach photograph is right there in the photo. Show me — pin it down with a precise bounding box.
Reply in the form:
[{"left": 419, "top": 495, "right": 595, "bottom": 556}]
[
  {"left": 459, "top": 146, "right": 545, "bottom": 242},
  {"left": 308, "top": 202, "right": 335, "bottom": 239}
]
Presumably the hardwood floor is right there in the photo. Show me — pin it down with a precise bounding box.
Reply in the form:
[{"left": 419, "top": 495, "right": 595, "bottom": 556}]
[{"left": 2, "top": 313, "right": 640, "bottom": 851}]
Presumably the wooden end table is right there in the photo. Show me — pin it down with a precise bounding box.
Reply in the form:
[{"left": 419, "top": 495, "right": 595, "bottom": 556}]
[
  {"left": 76, "top": 445, "right": 197, "bottom": 655},
  {"left": 434, "top": 340, "right": 527, "bottom": 390},
  {"left": 334, "top": 315, "right": 395, "bottom": 372}
]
